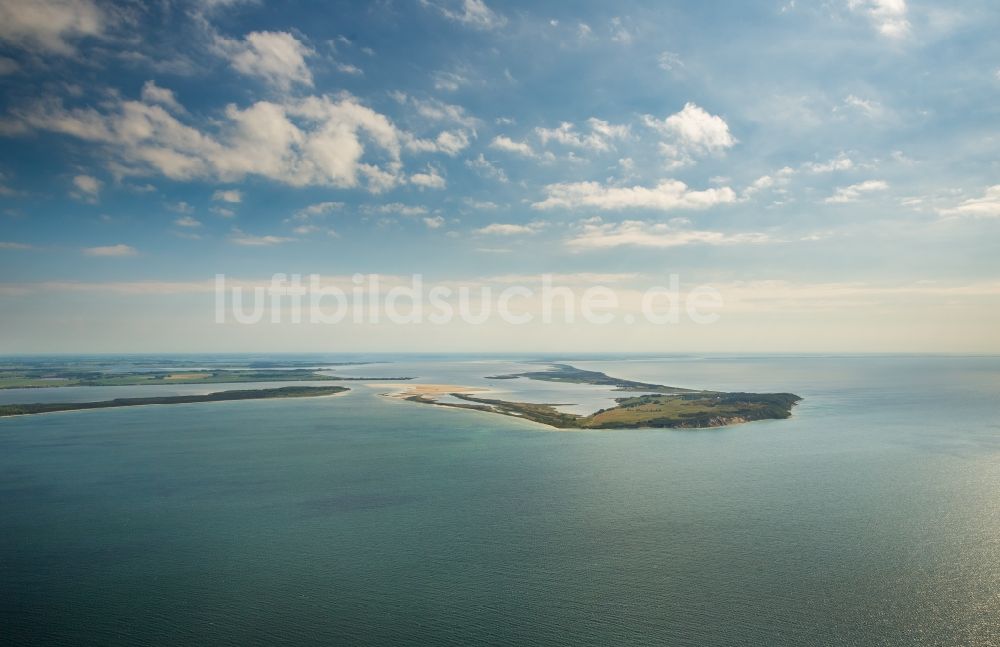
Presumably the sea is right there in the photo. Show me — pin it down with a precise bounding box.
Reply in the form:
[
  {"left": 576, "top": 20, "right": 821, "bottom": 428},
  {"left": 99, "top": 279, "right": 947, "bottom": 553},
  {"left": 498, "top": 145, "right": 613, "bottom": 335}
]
[{"left": 1, "top": 354, "right": 998, "bottom": 646}]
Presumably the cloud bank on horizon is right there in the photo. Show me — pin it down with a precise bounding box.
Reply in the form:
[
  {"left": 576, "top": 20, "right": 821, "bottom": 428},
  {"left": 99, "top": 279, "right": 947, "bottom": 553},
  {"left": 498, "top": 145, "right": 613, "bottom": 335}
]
[{"left": 0, "top": 0, "right": 998, "bottom": 352}]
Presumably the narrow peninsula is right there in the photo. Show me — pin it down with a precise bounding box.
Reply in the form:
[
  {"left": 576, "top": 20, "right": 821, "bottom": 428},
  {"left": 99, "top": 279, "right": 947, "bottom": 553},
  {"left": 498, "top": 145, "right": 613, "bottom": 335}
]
[
  {"left": 395, "top": 364, "right": 801, "bottom": 429},
  {"left": 0, "top": 385, "right": 349, "bottom": 417}
]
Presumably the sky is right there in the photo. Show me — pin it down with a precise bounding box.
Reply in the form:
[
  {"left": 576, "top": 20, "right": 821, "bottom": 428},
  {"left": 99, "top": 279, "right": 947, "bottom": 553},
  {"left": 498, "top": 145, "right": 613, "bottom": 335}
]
[{"left": 0, "top": 0, "right": 999, "bottom": 353}]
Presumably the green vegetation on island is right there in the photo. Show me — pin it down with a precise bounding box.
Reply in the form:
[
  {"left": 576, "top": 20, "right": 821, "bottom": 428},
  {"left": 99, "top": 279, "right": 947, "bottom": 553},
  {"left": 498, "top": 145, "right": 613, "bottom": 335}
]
[
  {"left": 0, "top": 385, "right": 349, "bottom": 417},
  {"left": 418, "top": 363, "right": 801, "bottom": 429},
  {"left": 486, "top": 363, "right": 695, "bottom": 392}
]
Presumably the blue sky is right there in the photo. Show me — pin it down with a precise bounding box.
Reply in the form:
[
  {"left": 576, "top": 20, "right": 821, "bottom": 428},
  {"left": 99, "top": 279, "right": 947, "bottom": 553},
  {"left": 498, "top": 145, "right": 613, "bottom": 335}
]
[{"left": 0, "top": 0, "right": 998, "bottom": 352}]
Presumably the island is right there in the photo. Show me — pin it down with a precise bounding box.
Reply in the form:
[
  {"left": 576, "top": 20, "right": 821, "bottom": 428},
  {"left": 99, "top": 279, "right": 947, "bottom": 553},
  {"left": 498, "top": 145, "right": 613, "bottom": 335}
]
[
  {"left": 0, "top": 385, "right": 349, "bottom": 417},
  {"left": 391, "top": 364, "right": 801, "bottom": 429}
]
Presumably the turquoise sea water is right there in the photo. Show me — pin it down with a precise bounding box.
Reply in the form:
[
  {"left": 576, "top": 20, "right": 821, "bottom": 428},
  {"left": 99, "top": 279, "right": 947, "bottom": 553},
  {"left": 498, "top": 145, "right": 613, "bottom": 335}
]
[{"left": 1, "top": 355, "right": 998, "bottom": 645}]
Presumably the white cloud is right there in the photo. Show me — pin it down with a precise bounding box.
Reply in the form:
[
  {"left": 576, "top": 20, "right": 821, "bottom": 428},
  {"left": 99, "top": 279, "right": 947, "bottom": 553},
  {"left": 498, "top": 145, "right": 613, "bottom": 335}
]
[
  {"left": 465, "top": 154, "right": 508, "bottom": 183},
  {"left": 229, "top": 229, "right": 294, "bottom": 246},
  {"left": 657, "top": 51, "right": 683, "bottom": 72},
  {"left": 565, "top": 219, "right": 772, "bottom": 249},
  {"left": 475, "top": 222, "right": 543, "bottom": 235},
  {"left": 212, "top": 189, "right": 242, "bottom": 203},
  {"left": 390, "top": 93, "right": 476, "bottom": 156},
  {"left": 71, "top": 174, "right": 100, "bottom": 201},
  {"left": 410, "top": 167, "right": 446, "bottom": 189},
  {"left": 0, "top": 241, "right": 33, "bottom": 250},
  {"left": 489, "top": 135, "right": 535, "bottom": 157},
  {"left": 369, "top": 203, "right": 429, "bottom": 216},
  {"left": 297, "top": 201, "right": 343, "bottom": 217},
  {"left": 610, "top": 16, "right": 632, "bottom": 43},
  {"left": 423, "top": 215, "right": 445, "bottom": 229},
  {"left": 937, "top": 186, "right": 1000, "bottom": 218},
  {"left": 825, "top": 180, "right": 889, "bottom": 203},
  {"left": 464, "top": 199, "right": 498, "bottom": 210},
  {"left": 805, "top": 153, "right": 854, "bottom": 172},
  {"left": 215, "top": 31, "right": 314, "bottom": 91},
  {"left": 4, "top": 92, "right": 409, "bottom": 192},
  {"left": 533, "top": 179, "right": 737, "bottom": 211},
  {"left": 336, "top": 63, "right": 362, "bottom": 75},
  {"left": 83, "top": 244, "right": 137, "bottom": 257},
  {"left": 422, "top": 0, "right": 506, "bottom": 30},
  {"left": 0, "top": 0, "right": 104, "bottom": 55},
  {"left": 848, "top": 0, "right": 910, "bottom": 39},
  {"left": 841, "top": 94, "right": 884, "bottom": 118},
  {"left": 290, "top": 224, "right": 337, "bottom": 237},
  {"left": 406, "top": 129, "right": 471, "bottom": 156},
  {"left": 536, "top": 118, "right": 629, "bottom": 152},
  {"left": 174, "top": 216, "right": 201, "bottom": 228},
  {"left": 432, "top": 70, "right": 470, "bottom": 92},
  {"left": 169, "top": 201, "right": 194, "bottom": 214},
  {"left": 741, "top": 175, "right": 776, "bottom": 199},
  {"left": 393, "top": 94, "right": 479, "bottom": 129},
  {"left": 643, "top": 103, "right": 736, "bottom": 167},
  {"left": 140, "top": 81, "right": 184, "bottom": 113}
]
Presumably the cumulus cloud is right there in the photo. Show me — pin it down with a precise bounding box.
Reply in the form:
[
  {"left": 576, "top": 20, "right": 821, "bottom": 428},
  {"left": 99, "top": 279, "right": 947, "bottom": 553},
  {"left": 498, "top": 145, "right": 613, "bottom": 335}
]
[
  {"left": 395, "top": 94, "right": 479, "bottom": 129},
  {"left": 83, "top": 244, "right": 137, "bottom": 257},
  {"left": 536, "top": 118, "right": 629, "bottom": 152},
  {"left": 657, "top": 51, "right": 684, "bottom": 72},
  {"left": 422, "top": 0, "right": 506, "bottom": 30},
  {"left": 297, "top": 201, "right": 343, "bottom": 217},
  {"left": 841, "top": 94, "right": 885, "bottom": 118},
  {"left": 489, "top": 135, "right": 535, "bottom": 157},
  {"left": 229, "top": 229, "right": 294, "bottom": 246},
  {"left": 389, "top": 93, "right": 476, "bottom": 156},
  {"left": 0, "top": 0, "right": 105, "bottom": 55},
  {"left": 564, "top": 219, "right": 772, "bottom": 249},
  {"left": 825, "top": 180, "right": 889, "bottom": 203},
  {"left": 848, "top": 0, "right": 909, "bottom": 39},
  {"left": 465, "top": 154, "right": 508, "bottom": 183},
  {"left": 2, "top": 91, "right": 410, "bottom": 193},
  {"left": 215, "top": 31, "right": 314, "bottom": 91},
  {"left": 212, "top": 189, "right": 242, "bottom": 203},
  {"left": 410, "top": 167, "right": 446, "bottom": 189},
  {"left": 71, "top": 174, "right": 100, "bottom": 201},
  {"left": 533, "top": 179, "right": 737, "bottom": 211},
  {"left": 423, "top": 215, "right": 445, "bottom": 229},
  {"left": 140, "top": 81, "right": 184, "bottom": 113},
  {"left": 475, "top": 222, "right": 544, "bottom": 235},
  {"left": 805, "top": 153, "right": 854, "bottom": 172},
  {"left": 643, "top": 103, "right": 736, "bottom": 168},
  {"left": 937, "top": 186, "right": 1000, "bottom": 218},
  {"left": 368, "top": 203, "right": 428, "bottom": 216},
  {"left": 406, "top": 129, "right": 470, "bottom": 156},
  {"left": 174, "top": 216, "right": 202, "bottom": 228}
]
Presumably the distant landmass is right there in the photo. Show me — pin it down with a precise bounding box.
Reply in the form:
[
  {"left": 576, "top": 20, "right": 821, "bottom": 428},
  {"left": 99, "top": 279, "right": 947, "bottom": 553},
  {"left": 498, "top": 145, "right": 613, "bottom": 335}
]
[{"left": 0, "top": 364, "right": 411, "bottom": 389}]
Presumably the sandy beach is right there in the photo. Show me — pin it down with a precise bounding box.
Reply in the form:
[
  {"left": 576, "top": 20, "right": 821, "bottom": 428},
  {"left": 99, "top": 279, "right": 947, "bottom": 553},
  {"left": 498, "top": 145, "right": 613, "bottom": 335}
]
[{"left": 374, "top": 383, "right": 489, "bottom": 399}]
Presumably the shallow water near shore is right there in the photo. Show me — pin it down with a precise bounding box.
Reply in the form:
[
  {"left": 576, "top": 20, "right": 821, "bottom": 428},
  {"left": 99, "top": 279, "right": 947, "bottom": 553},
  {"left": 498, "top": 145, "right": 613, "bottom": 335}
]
[{"left": 1, "top": 355, "right": 998, "bottom": 646}]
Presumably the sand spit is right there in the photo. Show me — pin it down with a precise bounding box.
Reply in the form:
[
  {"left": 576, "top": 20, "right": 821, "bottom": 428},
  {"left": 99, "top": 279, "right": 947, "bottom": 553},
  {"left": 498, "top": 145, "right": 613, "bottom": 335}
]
[{"left": 374, "top": 383, "right": 489, "bottom": 399}]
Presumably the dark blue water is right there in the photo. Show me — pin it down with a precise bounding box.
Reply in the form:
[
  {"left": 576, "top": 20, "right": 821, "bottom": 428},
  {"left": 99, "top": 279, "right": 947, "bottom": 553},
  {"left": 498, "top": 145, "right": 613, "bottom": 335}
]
[{"left": 1, "top": 356, "right": 998, "bottom": 645}]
